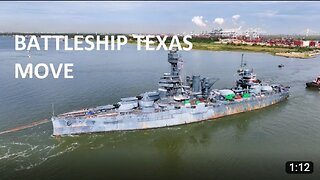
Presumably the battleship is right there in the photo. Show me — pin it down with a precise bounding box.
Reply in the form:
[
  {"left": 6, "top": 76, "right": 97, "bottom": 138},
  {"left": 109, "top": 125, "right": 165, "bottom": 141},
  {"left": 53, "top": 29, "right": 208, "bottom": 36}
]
[{"left": 52, "top": 50, "right": 290, "bottom": 136}]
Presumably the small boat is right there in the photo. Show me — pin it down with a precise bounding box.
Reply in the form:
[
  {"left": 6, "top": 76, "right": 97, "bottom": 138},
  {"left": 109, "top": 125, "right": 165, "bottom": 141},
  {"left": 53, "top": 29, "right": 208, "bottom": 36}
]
[
  {"left": 306, "top": 76, "right": 320, "bottom": 89},
  {"left": 278, "top": 64, "right": 284, "bottom": 68},
  {"left": 27, "top": 50, "right": 31, "bottom": 58}
]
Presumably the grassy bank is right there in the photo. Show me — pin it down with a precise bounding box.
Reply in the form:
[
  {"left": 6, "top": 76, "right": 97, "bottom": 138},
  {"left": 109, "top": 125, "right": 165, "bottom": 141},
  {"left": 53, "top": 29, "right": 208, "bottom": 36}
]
[
  {"left": 190, "top": 42, "right": 319, "bottom": 58},
  {"left": 192, "top": 42, "right": 301, "bottom": 53},
  {"left": 129, "top": 37, "right": 319, "bottom": 59}
]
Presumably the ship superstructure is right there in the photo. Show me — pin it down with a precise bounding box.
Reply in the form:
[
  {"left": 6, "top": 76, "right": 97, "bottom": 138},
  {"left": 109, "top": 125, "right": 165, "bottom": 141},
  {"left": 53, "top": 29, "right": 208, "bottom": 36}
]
[{"left": 52, "top": 50, "right": 289, "bottom": 136}]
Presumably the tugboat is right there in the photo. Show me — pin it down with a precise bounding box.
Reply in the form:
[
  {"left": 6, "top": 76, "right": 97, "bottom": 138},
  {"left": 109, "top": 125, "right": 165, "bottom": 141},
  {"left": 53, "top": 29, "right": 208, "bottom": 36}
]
[
  {"left": 306, "top": 76, "right": 320, "bottom": 89},
  {"left": 51, "top": 50, "right": 290, "bottom": 136}
]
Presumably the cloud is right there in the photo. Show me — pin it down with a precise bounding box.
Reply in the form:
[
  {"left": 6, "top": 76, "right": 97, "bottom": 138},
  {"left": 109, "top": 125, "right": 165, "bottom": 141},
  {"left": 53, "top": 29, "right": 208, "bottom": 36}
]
[
  {"left": 214, "top": 18, "right": 224, "bottom": 25},
  {"left": 232, "top": 14, "right": 240, "bottom": 21},
  {"left": 191, "top": 16, "right": 207, "bottom": 27},
  {"left": 256, "top": 10, "right": 278, "bottom": 17}
]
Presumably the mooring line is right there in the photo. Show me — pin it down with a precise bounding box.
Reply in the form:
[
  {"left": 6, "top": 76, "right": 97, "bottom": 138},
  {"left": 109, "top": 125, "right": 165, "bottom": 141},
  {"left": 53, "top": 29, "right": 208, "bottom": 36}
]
[{"left": 0, "top": 119, "right": 50, "bottom": 135}]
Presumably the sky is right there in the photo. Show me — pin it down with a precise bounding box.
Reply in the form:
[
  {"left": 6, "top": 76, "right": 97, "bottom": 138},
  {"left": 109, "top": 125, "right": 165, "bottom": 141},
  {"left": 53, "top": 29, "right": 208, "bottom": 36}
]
[{"left": 0, "top": 1, "right": 320, "bottom": 35}]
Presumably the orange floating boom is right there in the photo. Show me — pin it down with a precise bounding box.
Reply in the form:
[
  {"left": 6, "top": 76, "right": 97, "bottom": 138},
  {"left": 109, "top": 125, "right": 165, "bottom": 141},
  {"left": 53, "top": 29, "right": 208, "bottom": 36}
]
[{"left": 0, "top": 119, "right": 50, "bottom": 135}]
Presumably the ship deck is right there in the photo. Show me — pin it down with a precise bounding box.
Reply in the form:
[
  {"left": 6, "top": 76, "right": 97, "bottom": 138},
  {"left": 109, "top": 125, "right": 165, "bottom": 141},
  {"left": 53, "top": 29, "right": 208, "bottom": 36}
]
[{"left": 55, "top": 93, "right": 278, "bottom": 120}]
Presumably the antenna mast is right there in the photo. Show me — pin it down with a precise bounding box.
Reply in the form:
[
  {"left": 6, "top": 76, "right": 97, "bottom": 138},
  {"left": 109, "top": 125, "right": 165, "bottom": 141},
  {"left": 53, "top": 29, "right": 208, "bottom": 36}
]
[
  {"left": 241, "top": 54, "right": 244, "bottom": 67},
  {"left": 52, "top": 103, "right": 55, "bottom": 117}
]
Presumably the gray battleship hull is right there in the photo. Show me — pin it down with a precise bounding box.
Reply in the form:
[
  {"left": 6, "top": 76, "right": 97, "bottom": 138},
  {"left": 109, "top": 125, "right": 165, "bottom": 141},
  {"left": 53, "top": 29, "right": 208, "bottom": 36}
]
[{"left": 52, "top": 92, "right": 289, "bottom": 136}]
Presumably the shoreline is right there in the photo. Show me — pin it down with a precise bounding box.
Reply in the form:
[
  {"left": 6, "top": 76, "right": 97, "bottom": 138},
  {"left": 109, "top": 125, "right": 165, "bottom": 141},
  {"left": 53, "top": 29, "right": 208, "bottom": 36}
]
[
  {"left": 127, "top": 40, "right": 320, "bottom": 59},
  {"left": 190, "top": 42, "right": 319, "bottom": 59},
  {"left": 275, "top": 51, "right": 320, "bottom": 59}
]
